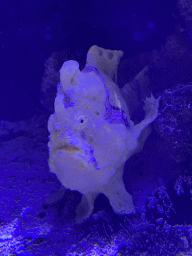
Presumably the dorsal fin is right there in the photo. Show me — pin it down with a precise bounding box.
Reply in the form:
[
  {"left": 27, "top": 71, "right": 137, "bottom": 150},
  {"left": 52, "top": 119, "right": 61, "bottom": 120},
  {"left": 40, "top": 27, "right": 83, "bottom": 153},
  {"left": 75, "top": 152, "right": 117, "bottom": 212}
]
[{"left": 86, "top": 45, "right": 123, "bottom": 82}]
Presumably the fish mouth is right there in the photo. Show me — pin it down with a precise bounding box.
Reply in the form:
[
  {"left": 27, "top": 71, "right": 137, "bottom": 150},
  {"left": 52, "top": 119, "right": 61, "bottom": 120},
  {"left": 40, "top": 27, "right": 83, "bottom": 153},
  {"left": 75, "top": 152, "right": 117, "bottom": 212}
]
[
  {"left": 55, "top": 143, "right": 81, "bottom": 152},
  {"left": 53, "top": 142, "right": 100, "bottom": 170}
]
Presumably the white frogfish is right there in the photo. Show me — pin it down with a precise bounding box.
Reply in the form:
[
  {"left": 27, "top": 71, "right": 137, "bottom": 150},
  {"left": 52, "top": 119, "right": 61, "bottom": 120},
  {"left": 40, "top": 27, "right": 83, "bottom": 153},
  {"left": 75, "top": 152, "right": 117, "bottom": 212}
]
[{"left": 48, "top": 45, "right": 160, "bottom": 222}]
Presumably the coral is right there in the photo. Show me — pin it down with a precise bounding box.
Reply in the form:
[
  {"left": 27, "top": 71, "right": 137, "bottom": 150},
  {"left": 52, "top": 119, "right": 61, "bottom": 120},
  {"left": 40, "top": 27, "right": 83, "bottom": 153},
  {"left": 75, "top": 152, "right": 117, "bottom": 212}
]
[{"left": 154, "top": 84, "right": 192, "bottom": 162}]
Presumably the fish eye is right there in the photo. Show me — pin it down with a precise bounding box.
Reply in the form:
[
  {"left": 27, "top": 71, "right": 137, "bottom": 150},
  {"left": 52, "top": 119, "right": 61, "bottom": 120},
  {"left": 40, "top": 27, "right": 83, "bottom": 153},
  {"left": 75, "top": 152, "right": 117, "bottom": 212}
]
[{"left": 77, "top": 115, "right": 87, "bottom": 124}]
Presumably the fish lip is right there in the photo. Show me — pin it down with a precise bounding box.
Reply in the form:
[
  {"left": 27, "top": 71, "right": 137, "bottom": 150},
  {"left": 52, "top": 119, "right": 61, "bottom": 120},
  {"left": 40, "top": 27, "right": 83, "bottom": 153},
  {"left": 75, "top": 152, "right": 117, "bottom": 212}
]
[{"left": 54, "top": 143, "right": 81, "bottom": 152}]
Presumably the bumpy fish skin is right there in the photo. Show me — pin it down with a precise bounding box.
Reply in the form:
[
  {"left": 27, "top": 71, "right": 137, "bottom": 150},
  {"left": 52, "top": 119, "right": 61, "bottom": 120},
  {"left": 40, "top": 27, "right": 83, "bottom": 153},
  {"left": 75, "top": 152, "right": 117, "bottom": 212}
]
[{"left": 48, "top": 46, "right": 160, "bottom": 222}]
